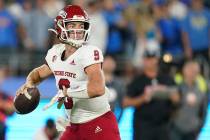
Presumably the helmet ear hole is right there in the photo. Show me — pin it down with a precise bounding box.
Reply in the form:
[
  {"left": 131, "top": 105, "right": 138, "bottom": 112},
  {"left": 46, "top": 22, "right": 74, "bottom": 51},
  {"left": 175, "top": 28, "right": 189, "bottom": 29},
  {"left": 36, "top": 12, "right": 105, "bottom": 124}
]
[
  {"left": 61, "top": 31, "right": 68, "bottom": 40},
  {"left": 84, "top": 22, "right": 89, "bottom": 30}
]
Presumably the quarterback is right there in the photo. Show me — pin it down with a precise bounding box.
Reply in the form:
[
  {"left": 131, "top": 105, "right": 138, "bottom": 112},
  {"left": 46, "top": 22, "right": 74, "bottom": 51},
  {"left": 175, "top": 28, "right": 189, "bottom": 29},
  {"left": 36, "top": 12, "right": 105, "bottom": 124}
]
[{"left": 16, "top": 5, "right": 121, "bottom": 140}]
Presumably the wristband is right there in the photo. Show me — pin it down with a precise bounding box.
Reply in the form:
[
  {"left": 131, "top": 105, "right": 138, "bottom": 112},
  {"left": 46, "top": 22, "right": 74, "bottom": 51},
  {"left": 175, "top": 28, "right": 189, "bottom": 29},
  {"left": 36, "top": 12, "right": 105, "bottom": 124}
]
[{"left": 66, "top": 89, "right": 90, "bottom": 99}]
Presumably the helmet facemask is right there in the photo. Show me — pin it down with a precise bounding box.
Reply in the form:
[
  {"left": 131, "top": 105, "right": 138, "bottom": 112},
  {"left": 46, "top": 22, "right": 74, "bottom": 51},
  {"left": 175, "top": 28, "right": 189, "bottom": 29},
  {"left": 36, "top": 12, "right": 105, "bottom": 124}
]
[{"left": 57, "top": 19, "right": 90, "bottom": 48}]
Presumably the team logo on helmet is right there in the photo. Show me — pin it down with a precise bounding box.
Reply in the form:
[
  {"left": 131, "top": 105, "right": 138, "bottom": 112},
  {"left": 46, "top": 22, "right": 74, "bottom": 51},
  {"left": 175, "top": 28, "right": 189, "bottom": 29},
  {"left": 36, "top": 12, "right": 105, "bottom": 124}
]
[{"left": 59, "top": 10, "right": 67, "bottom": 18}]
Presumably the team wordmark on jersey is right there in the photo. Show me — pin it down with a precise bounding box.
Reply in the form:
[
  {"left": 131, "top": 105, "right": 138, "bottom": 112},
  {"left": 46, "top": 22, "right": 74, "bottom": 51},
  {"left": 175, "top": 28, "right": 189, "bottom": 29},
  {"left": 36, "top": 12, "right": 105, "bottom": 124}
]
[{"left": 54, "top": 71, "right": 76, "bottom": 78}]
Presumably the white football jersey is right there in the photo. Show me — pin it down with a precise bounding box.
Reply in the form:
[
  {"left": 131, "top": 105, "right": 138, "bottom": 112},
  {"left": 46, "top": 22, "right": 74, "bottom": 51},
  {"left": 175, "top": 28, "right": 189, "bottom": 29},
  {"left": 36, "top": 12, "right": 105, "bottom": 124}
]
[{"left": 45, "top": 43, "right": 110, "bottom": 123}]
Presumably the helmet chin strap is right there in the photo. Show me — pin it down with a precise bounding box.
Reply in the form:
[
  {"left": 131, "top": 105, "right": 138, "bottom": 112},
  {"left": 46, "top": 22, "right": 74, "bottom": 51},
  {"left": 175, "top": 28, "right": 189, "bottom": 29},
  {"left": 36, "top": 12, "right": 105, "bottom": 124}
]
[
  {"left": 59, "top": 38, "right": 82, "bottom": 49},
  {"left": 66, "top": 41, "right": 82, "bottom": 49}
]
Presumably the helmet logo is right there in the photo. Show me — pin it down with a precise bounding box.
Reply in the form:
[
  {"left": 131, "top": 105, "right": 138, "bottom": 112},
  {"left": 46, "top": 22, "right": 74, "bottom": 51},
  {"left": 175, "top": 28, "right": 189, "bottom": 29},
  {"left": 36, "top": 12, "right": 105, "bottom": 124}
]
[{"left": 59, "top": 10, "right": 67, "bottom": 18}]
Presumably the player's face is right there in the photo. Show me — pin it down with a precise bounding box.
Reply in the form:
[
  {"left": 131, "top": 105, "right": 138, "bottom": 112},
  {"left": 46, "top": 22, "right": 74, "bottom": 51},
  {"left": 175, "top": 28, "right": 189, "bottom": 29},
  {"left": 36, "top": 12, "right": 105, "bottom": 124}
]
[{"left": 65, "top": 22, "right": 85, "bottom": 40}]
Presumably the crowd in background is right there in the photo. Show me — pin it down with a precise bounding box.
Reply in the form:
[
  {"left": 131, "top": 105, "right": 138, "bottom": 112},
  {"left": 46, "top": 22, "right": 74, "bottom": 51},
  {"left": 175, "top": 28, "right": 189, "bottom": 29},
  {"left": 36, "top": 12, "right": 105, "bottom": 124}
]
[
  {"left": 0, "top": 0, "right": 209, "bottom": 77},
  {"left": 0, "top": 0, "right": 209, "bottom": 140}
]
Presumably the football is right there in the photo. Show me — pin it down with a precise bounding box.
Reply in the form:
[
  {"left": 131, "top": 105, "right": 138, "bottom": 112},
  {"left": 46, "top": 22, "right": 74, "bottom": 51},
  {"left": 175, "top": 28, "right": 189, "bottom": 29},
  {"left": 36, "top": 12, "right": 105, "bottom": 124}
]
[{"left": 14, "top": 87, "right": 40, "bottom": 114}]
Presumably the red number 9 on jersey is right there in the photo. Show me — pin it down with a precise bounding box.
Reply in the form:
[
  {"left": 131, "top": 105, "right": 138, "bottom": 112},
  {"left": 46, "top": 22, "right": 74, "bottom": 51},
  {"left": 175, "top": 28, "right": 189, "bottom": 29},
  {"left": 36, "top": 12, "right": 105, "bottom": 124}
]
[
  {"left": 58, "top": 79, "right": 73, "bottom": 109},
  {"left": 94, "top": 50, "right": 100, "bottom": 61}
]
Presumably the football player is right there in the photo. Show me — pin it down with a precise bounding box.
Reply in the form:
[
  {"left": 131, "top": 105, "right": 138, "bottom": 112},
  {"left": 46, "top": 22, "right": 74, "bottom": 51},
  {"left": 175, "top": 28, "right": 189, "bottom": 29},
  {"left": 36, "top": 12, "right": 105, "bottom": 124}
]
[{"left": 16, "top": 5, "right": 121, "bottom": 140}]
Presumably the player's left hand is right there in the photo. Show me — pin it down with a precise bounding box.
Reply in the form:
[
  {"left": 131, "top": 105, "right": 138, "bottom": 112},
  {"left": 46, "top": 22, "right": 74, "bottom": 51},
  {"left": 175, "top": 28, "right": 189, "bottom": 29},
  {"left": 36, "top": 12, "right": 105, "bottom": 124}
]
[
  {"left": 57, "top": 86, "right": 69, "bottom": 109},
  {"left": 62, "top": 86, "right": 68, "bottom": 97},
  {"left": 43, "top": 86, "right": 68, "bottom": 111}
]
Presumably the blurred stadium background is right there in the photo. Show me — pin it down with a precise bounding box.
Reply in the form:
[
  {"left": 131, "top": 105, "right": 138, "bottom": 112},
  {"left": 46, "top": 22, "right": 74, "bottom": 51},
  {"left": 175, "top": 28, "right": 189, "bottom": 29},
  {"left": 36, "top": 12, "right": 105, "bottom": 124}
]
[{"left": 0, "top": 0, "right": 209, "bottom": 140}]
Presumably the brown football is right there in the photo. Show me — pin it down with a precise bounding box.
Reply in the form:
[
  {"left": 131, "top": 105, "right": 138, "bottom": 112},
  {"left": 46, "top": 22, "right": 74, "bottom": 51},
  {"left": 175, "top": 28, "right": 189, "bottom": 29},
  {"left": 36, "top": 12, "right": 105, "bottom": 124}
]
[{"left": 14, "top": 87, "right": 40, "bottom": 114}]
